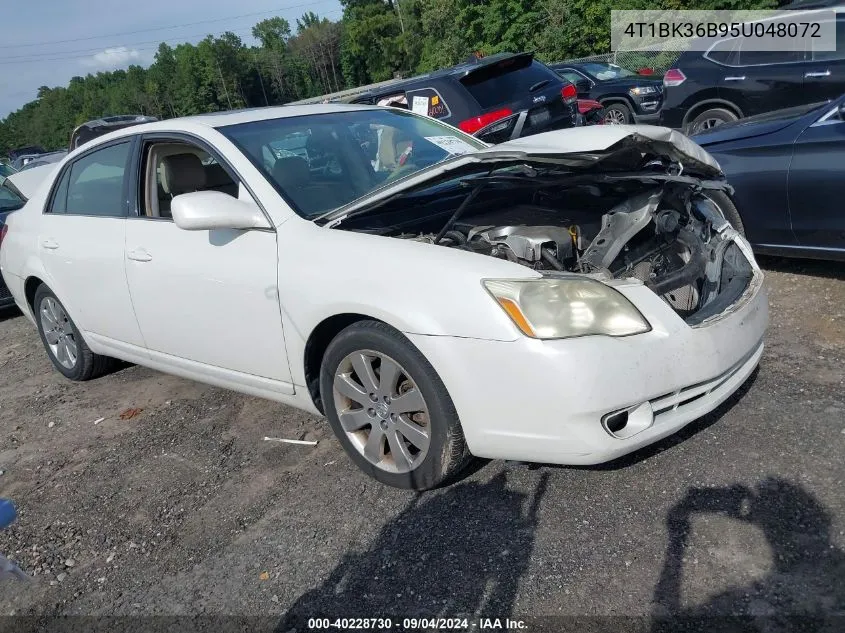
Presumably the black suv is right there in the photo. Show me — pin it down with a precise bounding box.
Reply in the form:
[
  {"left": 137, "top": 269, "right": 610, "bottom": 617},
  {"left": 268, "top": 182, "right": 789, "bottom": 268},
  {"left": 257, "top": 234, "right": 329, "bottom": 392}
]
[
  {"left": 660, "top": 12, "right": 845, "bottom": 133},
  {"left": 349, "top": 52, "right": 579, "bottom": 144},
  {"left": 551, "top": 61, "right": 664, "bottom": 124},
  {"left": 69, "top": 115, "right": 158, "bottom": 151}
]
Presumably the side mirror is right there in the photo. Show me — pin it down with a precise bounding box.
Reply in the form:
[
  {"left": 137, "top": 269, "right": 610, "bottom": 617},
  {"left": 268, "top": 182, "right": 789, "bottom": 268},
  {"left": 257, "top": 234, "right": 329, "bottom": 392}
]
[
  {"left": 171, "top": 190, "right": 271, "bottom": 231},
  {"left": 575, "top": 78, "right": 592, "bottom": 94}
]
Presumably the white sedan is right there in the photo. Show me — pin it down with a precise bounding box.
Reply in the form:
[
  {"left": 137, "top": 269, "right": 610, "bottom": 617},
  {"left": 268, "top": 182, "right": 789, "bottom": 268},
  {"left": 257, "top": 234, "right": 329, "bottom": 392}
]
[{"left": 0, "top": 105, "right": 768, "bottom": 489}]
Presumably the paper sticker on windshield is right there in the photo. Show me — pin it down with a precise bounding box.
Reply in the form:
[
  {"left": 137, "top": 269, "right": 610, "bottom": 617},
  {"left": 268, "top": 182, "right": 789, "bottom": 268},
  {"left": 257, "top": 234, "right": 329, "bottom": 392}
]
[
  {"left": 424, "top": 135, "right": 477, "bottom": 155},
  {"left": 412, "top": 96, "right": 429, "bottom": 116}
]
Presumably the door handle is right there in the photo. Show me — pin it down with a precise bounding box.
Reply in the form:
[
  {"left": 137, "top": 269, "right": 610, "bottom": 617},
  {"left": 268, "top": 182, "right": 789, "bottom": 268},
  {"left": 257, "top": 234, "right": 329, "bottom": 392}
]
[
  {"left": 41, "top": 239, "right": 59, "bottom": 250},
  {"left": 723, "top": 76, "right": 746, "bottom": 81},
  {"left": 804, "top": 70, "right": 831, "bottom": 78},
  {"left": 126, "top": 248, "right": 152, "bottom": 262}
]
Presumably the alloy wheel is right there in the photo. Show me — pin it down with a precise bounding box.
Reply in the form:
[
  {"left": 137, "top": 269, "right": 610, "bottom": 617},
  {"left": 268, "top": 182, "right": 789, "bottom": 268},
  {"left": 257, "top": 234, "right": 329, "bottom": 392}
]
[
  {"left": 39, "top": 297, "right": 78, "bottom": 370},
  {"left": 604, "top": 108, "right": 627, "bottom": 124},
  {"left": 332, "top": 350, "right": 431, "bottom": 473},
  {"left": 694, "top": 118, "right": 726, "bottom": 133}
]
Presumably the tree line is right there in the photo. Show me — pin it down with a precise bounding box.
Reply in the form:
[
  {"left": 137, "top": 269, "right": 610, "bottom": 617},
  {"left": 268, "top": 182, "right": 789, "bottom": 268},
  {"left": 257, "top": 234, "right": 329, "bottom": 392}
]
[{"left": 0, "top": 0, "right": 778, "bottom": 155}]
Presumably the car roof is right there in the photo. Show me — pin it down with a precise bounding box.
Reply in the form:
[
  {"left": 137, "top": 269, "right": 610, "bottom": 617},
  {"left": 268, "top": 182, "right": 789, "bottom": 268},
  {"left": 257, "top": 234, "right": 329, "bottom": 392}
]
[
  {"left": 50, "top": 104, "right": 385, "bottom": 159},
  {"left": 357, "top": 52, "right": 539, "bottom": 97}
]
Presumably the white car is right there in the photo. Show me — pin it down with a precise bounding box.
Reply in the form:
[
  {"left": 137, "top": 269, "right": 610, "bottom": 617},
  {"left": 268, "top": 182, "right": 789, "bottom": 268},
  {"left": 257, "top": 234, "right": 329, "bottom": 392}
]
[{"left": 0, "top": 105, "right": 768, "bottom": 489}]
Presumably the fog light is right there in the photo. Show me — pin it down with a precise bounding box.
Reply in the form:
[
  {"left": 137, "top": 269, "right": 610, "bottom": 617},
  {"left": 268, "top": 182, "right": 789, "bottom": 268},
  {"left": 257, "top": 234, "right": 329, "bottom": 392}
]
[{"left": 601, "top": 401, "right": 654, "bottom": 439}]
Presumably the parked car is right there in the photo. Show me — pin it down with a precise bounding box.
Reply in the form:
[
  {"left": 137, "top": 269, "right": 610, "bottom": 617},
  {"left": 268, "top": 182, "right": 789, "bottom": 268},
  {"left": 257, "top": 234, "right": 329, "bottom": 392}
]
[
  {"left": 7, "top": 146, "right": 46, "bottom": 163},
  {"left": 18, "top": 150, "right": 67, "bottom": 171},
  {"left": 693, "top": 95, "right": 845, "bottom": 261},
  {"left": 578, "top": 98, "right": 607, "bottom": 125},
  {"left": 11, "top": 153, "right": 47, "bottom": 172},
  {"left": 0, "top": 174, "right": 27, "bottom": 310},
  {"left": 660, "top": 11, "right": 845, "bottom": 133},
  {"left": 551, "top": 61, "right": 664, "bottom": 124},
  {"left": 0, "top": 106, "right": 767, "bottom": 489},
  {"left": 348, "top": 52, "right": 580, "bottom": 144},
  {"left": 70, "top": 115, "right": 158, "bottom": 151}
]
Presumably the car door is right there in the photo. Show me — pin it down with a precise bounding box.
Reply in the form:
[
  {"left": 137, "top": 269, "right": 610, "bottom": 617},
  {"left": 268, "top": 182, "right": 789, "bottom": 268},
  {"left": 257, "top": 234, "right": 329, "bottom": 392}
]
[
  {"left": 37, "top": 139, "right": 146, "bottom": 347},
  {"left": 719, "top": 39, "right": 806, "bottom": 117},
  {"left": 787, "top": 104, "right": 845, "bottom": 251},
  {"left": 123, "top": 134, "right": 293, "bottom": 390},
  {"left": 802, "top": 17, "right": 845, "bottom": 105}
]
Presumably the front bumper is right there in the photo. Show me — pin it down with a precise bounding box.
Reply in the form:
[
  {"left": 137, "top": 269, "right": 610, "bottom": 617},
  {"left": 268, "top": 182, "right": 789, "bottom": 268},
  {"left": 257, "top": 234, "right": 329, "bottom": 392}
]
[
  {"left": 633, "top": 111, "right": 660, "bottom": 124},
  {"left": 407, "top": 267, "right": 768, "bottom": 466}
]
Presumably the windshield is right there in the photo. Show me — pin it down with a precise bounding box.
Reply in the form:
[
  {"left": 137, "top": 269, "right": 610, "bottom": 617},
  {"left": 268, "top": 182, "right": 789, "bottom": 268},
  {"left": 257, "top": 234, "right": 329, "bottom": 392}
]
[
  {"left": 0, "top": 177, "right": 26, "bottom": 212},
  {"left": 220, "top": 109, "right": 486, "bottom": 218},
  {"left": 580, "top": 62, "right": 637, "bottom": 80}
]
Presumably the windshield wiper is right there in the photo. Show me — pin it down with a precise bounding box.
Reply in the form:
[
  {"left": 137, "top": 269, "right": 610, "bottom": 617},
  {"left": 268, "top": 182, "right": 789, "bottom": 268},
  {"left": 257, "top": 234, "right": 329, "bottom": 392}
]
[{"left": 529, "top": 79, "right": 551, "bottom": 92}]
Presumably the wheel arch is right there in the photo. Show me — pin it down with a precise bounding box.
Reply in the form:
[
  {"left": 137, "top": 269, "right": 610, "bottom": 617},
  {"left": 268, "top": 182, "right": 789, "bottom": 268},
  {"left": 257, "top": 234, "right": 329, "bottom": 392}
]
[
  {"left": 303, "top": 313, "right": 388, "bottom": 414},
  {"left": 683, "top": 99, "right": 743, "bottom": 126},
  {"left": 599, "top": 95, "right": 636, "bottom": 110}
]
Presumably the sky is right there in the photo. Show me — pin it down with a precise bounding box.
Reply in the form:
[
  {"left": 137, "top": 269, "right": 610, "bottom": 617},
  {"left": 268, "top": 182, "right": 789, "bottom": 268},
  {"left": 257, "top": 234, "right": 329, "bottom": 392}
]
[{"left": 0, "top": 0, "right": 344, "bottom": 119}]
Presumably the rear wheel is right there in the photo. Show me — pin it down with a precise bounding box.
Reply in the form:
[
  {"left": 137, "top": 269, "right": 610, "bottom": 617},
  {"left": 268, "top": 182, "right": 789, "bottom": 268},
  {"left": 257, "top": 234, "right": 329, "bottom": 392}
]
[
  {"left": 33, "top": 285, "right": 114, "bottom": 381},
  {"left": 687, "top": 108, "right": 738, "bottom": 134},
  {"left": 319, "top": 320, "right": 471, "bottom": 490}
]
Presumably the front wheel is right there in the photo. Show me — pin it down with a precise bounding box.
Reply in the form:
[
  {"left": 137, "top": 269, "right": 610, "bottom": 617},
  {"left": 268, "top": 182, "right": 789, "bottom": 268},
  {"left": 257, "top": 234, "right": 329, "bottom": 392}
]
[
  {"left": 319, "top": 321, "right": 471, "bottom": 490},
  {"left": 33, "top": 285, "right": 114, "bottom": 381},
  {"left": 603, "top": 102, "right": 632, "bottom": 125}
]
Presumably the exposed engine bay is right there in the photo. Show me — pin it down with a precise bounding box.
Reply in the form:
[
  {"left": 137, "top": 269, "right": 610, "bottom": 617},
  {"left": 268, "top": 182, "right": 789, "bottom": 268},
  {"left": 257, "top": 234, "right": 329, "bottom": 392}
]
[{"left": 332, "top": 157, "right": 755, "bottom": 324}]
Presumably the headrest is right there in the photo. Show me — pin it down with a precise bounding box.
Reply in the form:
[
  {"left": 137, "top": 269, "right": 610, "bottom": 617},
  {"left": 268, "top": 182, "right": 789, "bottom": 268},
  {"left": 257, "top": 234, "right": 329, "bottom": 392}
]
[
  {"left": 272, "top": 156, "right": 310, "bottom": 192},
  {"left": 162, "top": 153, "right": 206, "bottom": 195}
]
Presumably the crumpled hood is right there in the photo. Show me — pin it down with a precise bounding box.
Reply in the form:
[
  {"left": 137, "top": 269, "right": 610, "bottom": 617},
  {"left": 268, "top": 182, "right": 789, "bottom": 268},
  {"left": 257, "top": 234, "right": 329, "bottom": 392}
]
[
  {"left": 320, "top": 125, "right": 723, "bottom": 224},
  {"left": 485, "top": 125, "right": 722, "bottom": 175}
]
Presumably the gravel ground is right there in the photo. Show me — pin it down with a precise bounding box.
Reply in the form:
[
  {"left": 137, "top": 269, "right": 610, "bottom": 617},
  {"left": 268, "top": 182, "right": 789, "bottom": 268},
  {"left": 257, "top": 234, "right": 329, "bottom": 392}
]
[{"left": 0, "top": 256, "right": 843, "bottom": 631}]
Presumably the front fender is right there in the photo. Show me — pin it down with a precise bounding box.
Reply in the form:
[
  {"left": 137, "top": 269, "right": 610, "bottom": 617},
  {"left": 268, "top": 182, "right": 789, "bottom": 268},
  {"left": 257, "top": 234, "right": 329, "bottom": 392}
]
[{"left": 275, "top": 218, "right": 534, "bottom": 344}]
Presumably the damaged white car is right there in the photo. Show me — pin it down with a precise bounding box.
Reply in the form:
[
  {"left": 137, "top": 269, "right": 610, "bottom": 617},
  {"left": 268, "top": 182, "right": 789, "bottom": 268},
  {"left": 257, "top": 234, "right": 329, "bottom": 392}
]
[{"left": 0, "top": 105, "right": 768, "bottom": 489}]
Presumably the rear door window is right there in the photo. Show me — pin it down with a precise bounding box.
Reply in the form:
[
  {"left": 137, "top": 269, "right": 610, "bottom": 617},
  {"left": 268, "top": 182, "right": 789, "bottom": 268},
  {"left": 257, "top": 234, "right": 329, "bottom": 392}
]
[
  {"left": 405, "top": 87, "right": 452, "bottom": 119},
  {"left": 52, "top": 142, "right": 131, "bottom": 217},
  {"left": 460, "top": 56, "right": 561, "bottom": 109}
]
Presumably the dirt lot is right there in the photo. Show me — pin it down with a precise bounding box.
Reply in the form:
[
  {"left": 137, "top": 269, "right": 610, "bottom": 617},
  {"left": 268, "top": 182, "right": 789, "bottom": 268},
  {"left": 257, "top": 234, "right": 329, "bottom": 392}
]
[{"left": 1, "top": 256, "right": 844, "bottom": 630}]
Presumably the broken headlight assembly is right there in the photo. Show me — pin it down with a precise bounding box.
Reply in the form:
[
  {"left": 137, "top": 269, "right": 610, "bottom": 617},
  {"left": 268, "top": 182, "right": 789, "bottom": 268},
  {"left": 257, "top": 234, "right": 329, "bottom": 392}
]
[{"left": 484, "top": 278, "right": 651, "bottom": 339}]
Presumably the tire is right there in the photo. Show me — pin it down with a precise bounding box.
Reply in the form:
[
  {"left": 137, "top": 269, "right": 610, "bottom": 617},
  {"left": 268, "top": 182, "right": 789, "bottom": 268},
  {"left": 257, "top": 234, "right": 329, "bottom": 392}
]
[
  {"left": 705, "top": 190, "right": 746, "bottom": 237},
  {"left": 33, "top": 284, "right": 115, "bottom": 381},
  {"left": 687, "top": 108, "right": 738, "bottom": 134},
  {"left": 603, "top": 102, "right": 632, "bottom": 125},
  {"left": 319, "top": 320, "right": 471, "bottom": 490}
]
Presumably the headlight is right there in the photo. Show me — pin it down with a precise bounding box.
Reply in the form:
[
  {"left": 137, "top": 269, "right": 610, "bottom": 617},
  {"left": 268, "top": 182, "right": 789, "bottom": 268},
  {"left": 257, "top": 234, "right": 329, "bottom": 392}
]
[
  {"left": 629, "top": 86, "right": 657, "bottom": 96},
  {"left": 484, "top": 278, "right": 651, "bottom": 339}
]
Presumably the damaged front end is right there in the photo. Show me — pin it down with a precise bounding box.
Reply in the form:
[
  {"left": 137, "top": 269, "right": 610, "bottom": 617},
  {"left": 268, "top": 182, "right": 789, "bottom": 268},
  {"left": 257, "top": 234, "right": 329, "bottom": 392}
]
[{"left": 325, "top": 128, "right": 759, "bottom": 326}]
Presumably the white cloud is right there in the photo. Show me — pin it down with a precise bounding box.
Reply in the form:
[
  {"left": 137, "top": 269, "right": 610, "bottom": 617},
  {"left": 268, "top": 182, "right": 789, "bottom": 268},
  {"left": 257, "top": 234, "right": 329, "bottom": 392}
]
[{"left": 81, "top": 46, "right": 142, "bottom": 69}]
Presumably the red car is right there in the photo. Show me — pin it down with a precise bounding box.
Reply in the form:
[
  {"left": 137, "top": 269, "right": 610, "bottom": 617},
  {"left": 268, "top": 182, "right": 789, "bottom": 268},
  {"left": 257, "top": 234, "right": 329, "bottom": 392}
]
[{"left": 578, "top": 98, "right": 606, "bottom": 125}]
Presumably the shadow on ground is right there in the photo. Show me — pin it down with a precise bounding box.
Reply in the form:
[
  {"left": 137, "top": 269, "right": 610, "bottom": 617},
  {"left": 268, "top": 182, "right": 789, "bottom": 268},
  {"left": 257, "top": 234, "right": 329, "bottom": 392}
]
[
  {"left": 276, "top": 472, "right": 548, "bottom": 631},
  {"left": 651, "top": 478, "right": 845, "bottom": 632},
  {"left": 758, "top": 255, "right": 845, "bottom": 281}
]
